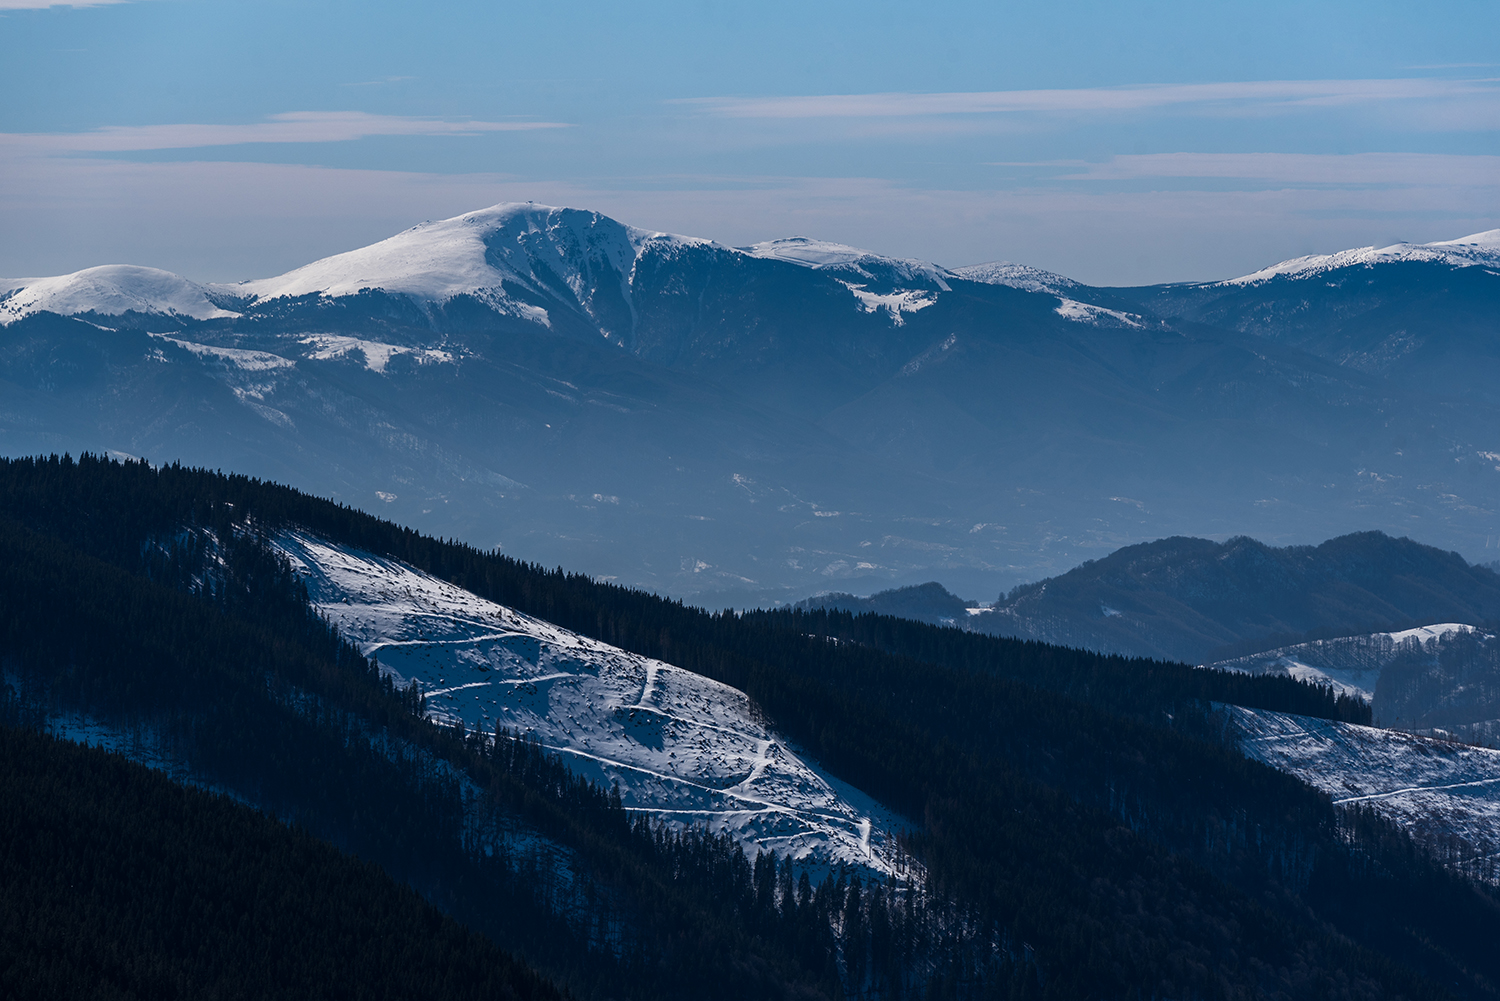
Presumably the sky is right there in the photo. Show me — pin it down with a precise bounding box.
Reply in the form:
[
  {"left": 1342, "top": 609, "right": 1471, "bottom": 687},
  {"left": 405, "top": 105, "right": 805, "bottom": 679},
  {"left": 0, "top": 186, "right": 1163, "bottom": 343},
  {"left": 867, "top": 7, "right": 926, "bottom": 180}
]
[{"left": 1, "top": 0, "right": 1497, "bottom": 285}]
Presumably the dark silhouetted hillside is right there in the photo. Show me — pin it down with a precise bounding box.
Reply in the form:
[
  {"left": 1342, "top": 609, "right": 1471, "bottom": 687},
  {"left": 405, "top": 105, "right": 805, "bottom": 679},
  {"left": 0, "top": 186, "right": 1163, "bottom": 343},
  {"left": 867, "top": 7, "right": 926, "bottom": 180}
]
[
  {"left": 794, "top": 581, "right": 975, "bottom": 623},
  {"left": 972, "top": 531, "right": 1500, "bottom": 663}
]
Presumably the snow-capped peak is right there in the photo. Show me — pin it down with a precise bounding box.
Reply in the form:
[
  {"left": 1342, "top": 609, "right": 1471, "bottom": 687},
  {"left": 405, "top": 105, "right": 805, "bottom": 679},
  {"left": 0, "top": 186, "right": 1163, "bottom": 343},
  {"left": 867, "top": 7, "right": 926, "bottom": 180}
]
[
  {"left": 0, "top": 265, "right": 240, "bottom": 325},
  {"left": 224, "top": 202, "right": 717, "bottom": 334},
  {"left": 1225, "top": 229, "right": 1500, "bottom": 286},
  {"left": 0, "top": 203, "right": 728, "bottom": 334}
]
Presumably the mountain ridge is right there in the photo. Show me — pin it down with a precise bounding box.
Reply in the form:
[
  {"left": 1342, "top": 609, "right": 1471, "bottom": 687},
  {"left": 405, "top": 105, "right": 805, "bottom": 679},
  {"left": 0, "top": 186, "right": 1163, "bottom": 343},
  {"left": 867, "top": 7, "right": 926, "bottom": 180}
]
[
  {"left": 971, "top": 530, "right": 1500, "bottom": 665},
  {"left": 4, "top": 204, "right": 1499, "bottom": 600}
]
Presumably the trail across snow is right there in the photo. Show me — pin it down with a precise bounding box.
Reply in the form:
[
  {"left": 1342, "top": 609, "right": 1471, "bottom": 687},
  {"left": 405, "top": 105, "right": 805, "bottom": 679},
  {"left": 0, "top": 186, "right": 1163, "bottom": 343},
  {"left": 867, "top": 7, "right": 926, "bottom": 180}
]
[
  {"left": 276, "top": 531, "right": 910, "bottom": 876},
  {"left": 1228, "top": 705, "right": 1500, "bottom": 866}
]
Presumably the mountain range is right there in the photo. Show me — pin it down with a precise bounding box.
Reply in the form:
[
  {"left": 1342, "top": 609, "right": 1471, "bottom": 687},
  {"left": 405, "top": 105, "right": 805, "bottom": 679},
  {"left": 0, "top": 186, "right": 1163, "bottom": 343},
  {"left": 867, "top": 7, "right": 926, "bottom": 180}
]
[{"left": 3, "top": 204, "right": 1498, "bottom": 605}]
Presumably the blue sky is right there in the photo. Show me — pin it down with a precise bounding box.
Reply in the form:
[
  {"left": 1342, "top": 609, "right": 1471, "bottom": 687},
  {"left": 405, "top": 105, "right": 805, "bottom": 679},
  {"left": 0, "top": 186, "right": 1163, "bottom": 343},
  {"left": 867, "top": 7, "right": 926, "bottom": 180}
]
[{"left": 2, "top": 0, "right": 1497, "bottom": 283}]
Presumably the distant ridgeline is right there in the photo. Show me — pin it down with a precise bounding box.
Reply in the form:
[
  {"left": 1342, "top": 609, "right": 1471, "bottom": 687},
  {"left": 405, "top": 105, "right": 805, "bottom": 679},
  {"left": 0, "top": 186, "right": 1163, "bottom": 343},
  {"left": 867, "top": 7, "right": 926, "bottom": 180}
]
[
  {"left": 7, "top": 453, "right": 1500, "bottom": 1000},
  {"left": 794, "top": 581, "right": 978, "bottom": 625},
  {"left": 968, "top": 533, "right": 1500, "bottom": 665}
]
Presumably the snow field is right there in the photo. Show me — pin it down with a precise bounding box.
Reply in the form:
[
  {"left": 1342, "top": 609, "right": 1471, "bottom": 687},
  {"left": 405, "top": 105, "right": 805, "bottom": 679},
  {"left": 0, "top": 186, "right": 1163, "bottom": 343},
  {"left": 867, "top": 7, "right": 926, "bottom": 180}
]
[
  {"left": 1228, "top": 705, "right": 1500, "bottom": 870},
  {"left": 0, "top": 265, "right": 239, "bottom": 324},
  {"left": 1209, "top": 623, "right": 1484, "bottom": 701},
  {"left": 275, "top": 531, "right": 911, "bottom": 877}
]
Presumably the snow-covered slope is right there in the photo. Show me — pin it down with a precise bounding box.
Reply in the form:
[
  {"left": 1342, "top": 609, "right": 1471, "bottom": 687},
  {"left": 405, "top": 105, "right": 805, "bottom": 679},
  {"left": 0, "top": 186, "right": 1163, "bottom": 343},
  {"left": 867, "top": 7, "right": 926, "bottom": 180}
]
[
  {"left": 1226, "top": 229, "right": 1500, "bottom": 285},
  {"left": 744, "top": 236, "right": 953, "bottom": 287},
  {"left": 0, "top": 265, "right": 240, "bottom": 324},
  {"left": 1210, "top": 623, "right": 1482, "bottom": 701},
  {"left": 1229, "top": 705, "right": 1500, "bottom": 878},
  {"left": 950, "top": 261, "right": 1080, "bottom": 296},
  {"left": 275, "top": 531, "right": 909, "bottom": 876},
  {"left": 742, "top": 237, "right": 954, "bottom": 323},
  {"left": 3, "top": 205, "right": 983, "bottom": 335},
  {"left": 953, "top": 260, "right": 1155, "bottom": 327},
  {"left": 230, "top": 203, "right": 715, "bottom": 338}
]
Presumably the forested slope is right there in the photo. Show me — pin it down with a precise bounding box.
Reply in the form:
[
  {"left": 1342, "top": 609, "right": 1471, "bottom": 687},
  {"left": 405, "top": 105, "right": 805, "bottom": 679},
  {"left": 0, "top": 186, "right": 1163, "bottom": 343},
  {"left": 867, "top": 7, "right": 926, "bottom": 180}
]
[
  {"left": 5, "top": 453, "right": 1500, "bottom": 1000},
  {"left": 0, "top": 725, "right": 560, "bottom": 1001}
]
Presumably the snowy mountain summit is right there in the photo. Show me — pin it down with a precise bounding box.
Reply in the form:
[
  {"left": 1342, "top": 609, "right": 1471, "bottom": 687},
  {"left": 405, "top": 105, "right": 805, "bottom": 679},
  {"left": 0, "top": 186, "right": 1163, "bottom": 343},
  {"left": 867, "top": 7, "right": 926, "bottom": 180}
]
[
  {"left": 1226, "top": 229, "right": 1500, "bottom": 285},
  {"left": 0, "top": 265, "right": 240, "bottom": 324},
  {"left": 228, "top": 203, "right": 716, "bottom": 340},
  {"left": 0, "top": 204, "right": 716, "bottom": 338}
]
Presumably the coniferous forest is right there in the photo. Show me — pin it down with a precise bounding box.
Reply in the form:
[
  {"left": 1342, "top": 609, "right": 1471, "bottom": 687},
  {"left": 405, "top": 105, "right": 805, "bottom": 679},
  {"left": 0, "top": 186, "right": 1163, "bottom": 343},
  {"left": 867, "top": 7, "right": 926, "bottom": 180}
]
[
  {"left": 0, "top": 725, "right": 560, "bottom": 1001},
  {"left": 5, "top": 453, "right": 1500, "bottom": 1000}
]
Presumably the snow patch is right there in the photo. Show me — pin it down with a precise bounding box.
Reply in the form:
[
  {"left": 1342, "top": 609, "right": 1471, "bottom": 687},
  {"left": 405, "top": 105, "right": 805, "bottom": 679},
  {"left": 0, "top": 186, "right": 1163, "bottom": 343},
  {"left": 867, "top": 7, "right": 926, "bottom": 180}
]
[
  {"left": 153, "top": 334, "right": 296, "bottom": 372},
  {"left": 951, "top": 261, "right": 1080, "bottom": 296},
  {"left": 1054, "top": 298, "right": 1144, "bottom": 328},
  {"left": 299, "top": 334, "right": 453, "bottom": 373},
  {"left": 841, "top": 282, "right": 937, "bottom": 324}
]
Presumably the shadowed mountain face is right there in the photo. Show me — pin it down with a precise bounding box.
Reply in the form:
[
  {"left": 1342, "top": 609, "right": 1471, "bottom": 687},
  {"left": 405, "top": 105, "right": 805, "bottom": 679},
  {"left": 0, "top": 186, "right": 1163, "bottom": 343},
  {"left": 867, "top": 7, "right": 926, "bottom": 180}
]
[
  {"left": 794, "top": 581, "right": 976, "bottom": 625},
  {"left": 971, "top": 531, "right": 1500, "bottom": 665},
  {"left": 1118, "top": 260, "right": 1500, "bottom": 404},
  {"left": 4, "top": 204, "right": 1499, "bottom": 602}
]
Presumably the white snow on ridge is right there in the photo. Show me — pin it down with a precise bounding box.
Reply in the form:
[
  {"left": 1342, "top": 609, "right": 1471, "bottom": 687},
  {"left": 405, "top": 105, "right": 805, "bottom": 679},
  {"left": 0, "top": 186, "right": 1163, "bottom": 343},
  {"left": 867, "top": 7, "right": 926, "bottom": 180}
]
[
  {"left": 744, "top": 236, "right": 955, "bottom": 319},
  {"left": 153, "top": 334, "right": 297, "bottom": 372},
  {"left": 744, "top": 236, "right": 954, "bottom": 290},
  {"left": 1209, "top": 622, "right": 1482, "bottom": 702},
  {"left": 1226, "top": 229, "right": 1500, "bottom": 285},
  {"left": 299, "top": 335, "right": 454, "bottom": 373},
  {"left": 275, "top": 531, "right": 911, "bottom": 877},
  {"left": 0, "top": 265, "right": 240, "bottom": 325},
  {"left": 1053, "top": 298, "right": 1144, "bottom": 328},
  {"left": 1229, "top": 705, "right": 1500, "bottom": 872},
  {"left": 227, "top": 203, "right": 713, "bottom": 326},
  {"left": 951, "top": 261, "right": 1080, "bottom": 296},
  {"left": 955, "top": 263, "right": 1146, "bottom": 328},
  {"left": 1382, "top": 622, "right": 1480, "bottom": 646},
  {"left": 744, "top": 236, "right": 877, "bottom": 269}
]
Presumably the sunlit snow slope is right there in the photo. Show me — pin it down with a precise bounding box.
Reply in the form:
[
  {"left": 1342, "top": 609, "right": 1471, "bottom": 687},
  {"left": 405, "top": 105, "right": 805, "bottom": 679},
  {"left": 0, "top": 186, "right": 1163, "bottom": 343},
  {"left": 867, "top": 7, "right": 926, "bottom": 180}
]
[
  {"left": 1229, "top": 705, "right": 1500, "bottom": 872},
  {"left": 1225, "top": 229, "right": 1500, "bottom": 285},
  {"left": 0, "top": 265, "right": 239, "bottom": 323},
  {"left": 275, "top": 532, "right": 909, "bottom": 876},
  {"left": 1210, "top": 624, "right": 1481, "bottom": 701}
]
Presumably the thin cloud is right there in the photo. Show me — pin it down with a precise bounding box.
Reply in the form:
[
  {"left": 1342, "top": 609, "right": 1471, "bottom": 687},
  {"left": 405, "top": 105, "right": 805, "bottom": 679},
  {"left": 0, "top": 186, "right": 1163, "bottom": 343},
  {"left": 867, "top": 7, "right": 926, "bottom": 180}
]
[
  {"left": 0, "top": 111, "right": 571, "bottom": 153},
  {"left": 0, "top": 0, "right": 128, "bottom": 7},
  {"left": 681, "top": 78, "right": 1498, "bottom": 119},
  {"left": 991, "top": 152, "right": 1500, "bottom": 188}
]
